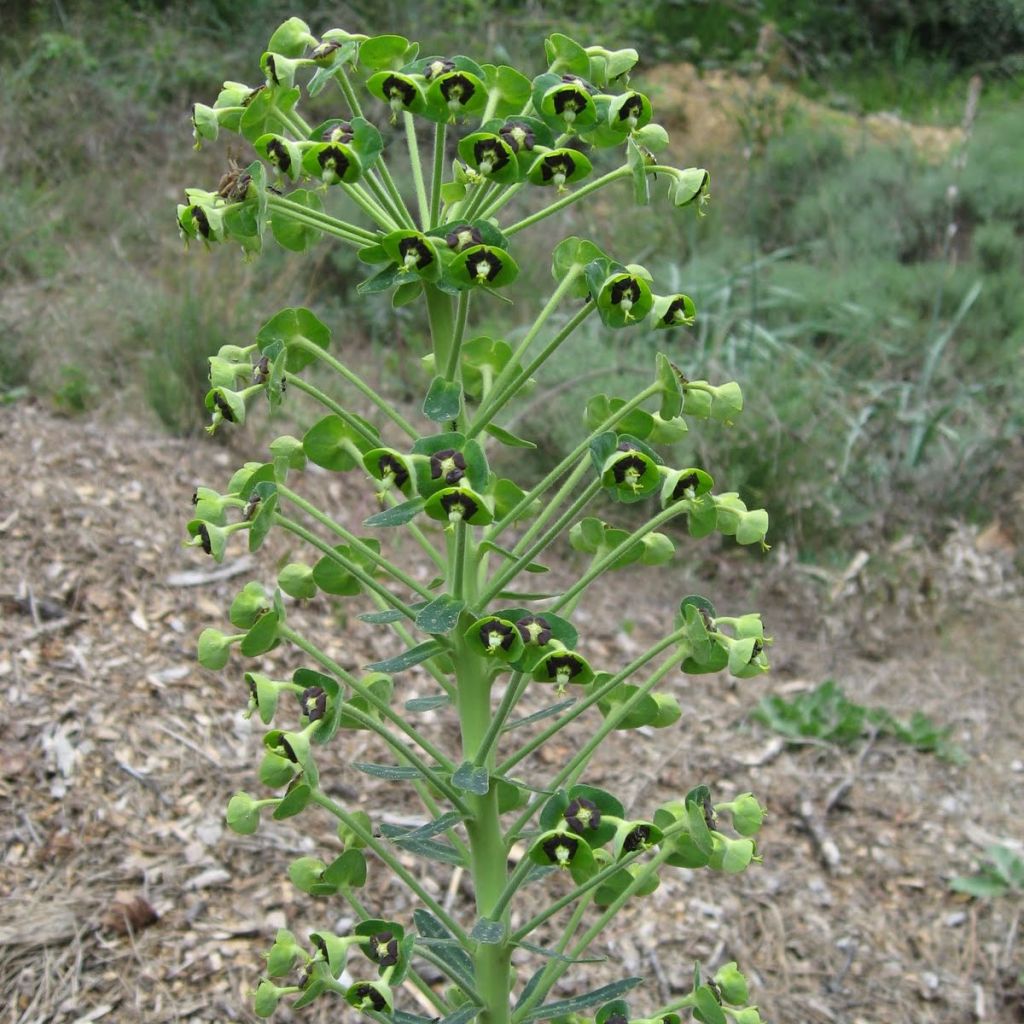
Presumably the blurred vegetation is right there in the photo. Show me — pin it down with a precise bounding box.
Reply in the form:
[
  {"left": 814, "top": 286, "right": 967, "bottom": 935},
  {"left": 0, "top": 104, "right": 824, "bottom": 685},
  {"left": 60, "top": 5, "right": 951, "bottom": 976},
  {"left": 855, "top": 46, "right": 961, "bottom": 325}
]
[{"left": 2, "top": 0, "right": 1022, "bottom": 554}]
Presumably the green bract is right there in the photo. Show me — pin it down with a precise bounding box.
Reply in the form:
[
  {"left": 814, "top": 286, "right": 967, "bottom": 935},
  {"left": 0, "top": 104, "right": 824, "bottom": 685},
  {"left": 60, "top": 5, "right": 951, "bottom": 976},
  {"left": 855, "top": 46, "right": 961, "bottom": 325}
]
[{"left": 180, "top": 20, "right": 773, "bottom": 1024}]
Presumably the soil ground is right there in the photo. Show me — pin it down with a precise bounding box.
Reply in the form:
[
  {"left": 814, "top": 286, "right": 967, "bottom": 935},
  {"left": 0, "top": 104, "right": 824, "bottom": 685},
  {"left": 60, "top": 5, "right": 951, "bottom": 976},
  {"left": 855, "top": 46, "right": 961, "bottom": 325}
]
[{"left": 1, "top": 401, "right": 1022, "bottom": 1024}]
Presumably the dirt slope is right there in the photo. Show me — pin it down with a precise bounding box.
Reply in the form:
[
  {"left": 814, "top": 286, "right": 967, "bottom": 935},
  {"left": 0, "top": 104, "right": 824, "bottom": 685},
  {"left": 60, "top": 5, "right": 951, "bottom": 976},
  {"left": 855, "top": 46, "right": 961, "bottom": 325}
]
[{"left": 1, "top": 401, "right": 1021, "bottom": 1024}]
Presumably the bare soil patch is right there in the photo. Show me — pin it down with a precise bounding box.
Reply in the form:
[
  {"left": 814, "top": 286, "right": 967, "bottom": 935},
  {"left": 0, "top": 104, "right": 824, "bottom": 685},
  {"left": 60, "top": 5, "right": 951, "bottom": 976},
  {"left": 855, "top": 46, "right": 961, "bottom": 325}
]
[{"left": 1, "top": 402, "right": 1021, "bottom": 1024}]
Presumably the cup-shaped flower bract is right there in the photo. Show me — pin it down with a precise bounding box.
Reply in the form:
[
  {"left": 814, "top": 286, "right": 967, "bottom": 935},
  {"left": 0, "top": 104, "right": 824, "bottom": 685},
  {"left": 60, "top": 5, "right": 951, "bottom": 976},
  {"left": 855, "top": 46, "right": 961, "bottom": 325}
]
[
  {"left": 346, "top": 980, "right": 394, "bottom": 1015},
  {"left": 539, "top": 75, "right": 599, "bottom": 132},
  {"left": 527, "top": 148, "right": 593, "bottom": 190},
  {"left": 449, "top": 244, "right": 519, "bottom": 289},
  {"left": 652, "top": 293, "right": 697, "bottom": 329},
  {"left": 532, "top": 649, "right": 594, "bottom": 693},
  {"left": 367, "top": 70, "right": 427, "bottom": 119},
  {"left": 363, "top": 447, "right": 413, "bottom": 496},
  {"left": 458, "top": 132, "right": 522, "bottom": 184},
  {"left": 529, "top": 828, "right": 596, "bottom": 883},
  {"left": 594, "top": 271, "right": 654, "bottom": 327},
  {"left": 466, "top": 615, "right": 526, "bottom": 663},
  {"left": 423, "top": 486, "right": 493, "bottom": 526},
  {"left": 602, "top": 441, "right": 661, "bottom": 502},
  {"left": 607, "top": 91, "right": 653, "bottom": 134}
]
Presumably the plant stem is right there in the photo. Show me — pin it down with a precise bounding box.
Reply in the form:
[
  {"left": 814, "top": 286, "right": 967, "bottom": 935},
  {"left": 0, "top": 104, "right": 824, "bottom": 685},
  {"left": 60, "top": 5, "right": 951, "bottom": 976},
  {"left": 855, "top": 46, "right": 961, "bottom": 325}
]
[
  {"left": 336, "top": 700, "right": 471, "bottom": 814},
  {"left": 266, "top": 194, "right": 377, "bottom": 243},
  {"left": 364, "top": 170, "right": 416, "bottom": 229},
  {"left": 550, "top": 502, "right": 688, "bottom": 613},
  {"left": 466, "top": 268, "right": 585, "bottom": 438},
  {"left": 471, "top": 671, "right": 527, "bottom": 769},
  {"left": 429, "top": 122, "right": 446, "bottom": 228},
  {"left": 274, "top": 513, "right": 418, "bottom": 619},
  {"left": 285, "top": 376, "right": 380, "bottom": 447},
  {"left": 486, "top": 384, "right": 660, "bottom": 538},
  {"left": 280, "top": 625, "right": 457, "bottom": 774},
  {"left": 289, "top": 337, "right": 419, "bottom": 438},
  {"left": 504, "top": 167, "right": 631, "bottom": 235},
  {"left": 468, "top": 303, "right": 595, "bottom": 438},
  {"left": 444, "top": 290, "right": 471, "bottom": 381},
  {"left": 278, "top": 484, "right": 435, "bottom": 600},
  {"left": 341, "top": 181, "right": 400, "bottom": 230},
  {"left": 455, "top": 625, "right": 512, "bottom": 1024},
  {"left": 425, "top": 283, "right": 455, "bottom": 370},
  {"left": 512, "top": 848, "right": 673, "bottom": 1022},
  {"left": 562, "top": 652, "right": 681, "bottom": 789},
  {"left": 478, "top": 479, "right": 600, "bottom": 606},
  {"left": 311, "top": 789, "right": 471, "bottom": 948},
  {"left": 499, "top": 627, "right": 687, "bottom": 778},
  {"left": 405, "top": 112, "right": 430, "bottom": 228}
]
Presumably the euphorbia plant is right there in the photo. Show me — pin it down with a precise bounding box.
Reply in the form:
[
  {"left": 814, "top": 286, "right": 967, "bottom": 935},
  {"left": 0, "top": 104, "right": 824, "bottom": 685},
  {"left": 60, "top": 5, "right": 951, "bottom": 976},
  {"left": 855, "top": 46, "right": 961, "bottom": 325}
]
[{"left": 182, "top": 18, "right": 771, "bottom": 1024}]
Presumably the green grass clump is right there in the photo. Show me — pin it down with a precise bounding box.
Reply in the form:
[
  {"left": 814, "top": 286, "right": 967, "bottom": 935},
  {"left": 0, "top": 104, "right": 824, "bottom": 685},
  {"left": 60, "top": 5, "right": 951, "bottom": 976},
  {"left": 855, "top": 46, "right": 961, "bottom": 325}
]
[{"left": 752, "top": 679, "right": 965, "bottom": 762}]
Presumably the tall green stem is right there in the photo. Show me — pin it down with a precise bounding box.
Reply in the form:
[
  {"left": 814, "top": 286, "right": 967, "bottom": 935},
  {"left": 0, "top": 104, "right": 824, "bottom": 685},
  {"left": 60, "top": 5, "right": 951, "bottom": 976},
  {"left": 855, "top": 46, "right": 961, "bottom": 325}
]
[
  {"left": 429, "top": 122, "right": 447, "bottom": 228},
  {"left": 289, "top": 337, "right": 418, "bottom": 438},
  {"left": 405, "top": 112, "right": 430, "bottom": 228},
  {"left": 311, "top": 790, "right": 471, "bottom": 948},
  {"left": 282, "top": 376, "right": 379, "bottom": 446},
  {"left": 280, "top": 625, "right": 457, "bottom": 774},
  {"left": 486, "top": 384, "right": 660, "bottom": 538},
  {"left": 469, "top": 303, "right": 595, "bottom": 438}
]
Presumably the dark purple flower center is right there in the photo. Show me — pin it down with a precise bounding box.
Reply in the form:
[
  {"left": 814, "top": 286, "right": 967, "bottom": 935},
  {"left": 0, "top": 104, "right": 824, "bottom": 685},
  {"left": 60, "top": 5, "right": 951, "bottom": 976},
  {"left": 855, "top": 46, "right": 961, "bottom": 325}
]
[
  {"left": 671, "top": 472, "right": 700, "bottom": 500},
  {"left": 430, "top": 448, "right": 466, "bottom": 483},
  {"left": 321, "top": 121, "right": 354, "bottom": 144},
  {"left": 425, "top": 58, "right": 456, "bottom": 80},
  {"left": 473, "top": 137, "right": 511, "bottom": 173},
  {"left": 378, "top": 453, "right": 409, "bottom": 489},
  {"left": 480, "top": 619, "right": 516, "bottom": 651},
  {"left": 610, "top": 277, "right": 641, "bottom": 306},
  {"left": 440, "top": 491, "right": 478, "bottom": 520},
  {"left": 500, "top": 121, "right": 535, "bottom": 152},
  {"left": 317, "top": 145, "right": 351, "bottom": 177},
  {"left": 564, "top": 797, "right": 601, "bottom": 833},
  {"left": 368, "top": 931, "right": 399, "bottom": 966},
  {"left": 440, "top": 73, "right": 475, "bottom": 105},
  {"left": 617, "top": 95, "right": 645, "bottom": 122},
  {"left": 516, "top": 615, "right": 552, "bottom": 646},
  {"left": 540, "top": 154, "right": 575, "bottom": 182},
  {"left": 383, "top": 75, "right": 417, "bottom": 106},
  {"left": 465, "top": 248, "right": 503, "bottom": 282},
  {"left": 265, "top": 138, "right": 291, "bottom": 173},
  {"left": 541, "top": 833, "right": 579, "bottom": 864},
  {"left": 446, "top": 225, "right": 484, "bottom": 251},
  {"left": 623, "top": 823, "right": 652, "bottom": 852},
  {"left": 300, "top": 686, "right": 327, "bottom": 722},
  {"left": 398, "top": 236, "right": 434, "bottom": 269}
]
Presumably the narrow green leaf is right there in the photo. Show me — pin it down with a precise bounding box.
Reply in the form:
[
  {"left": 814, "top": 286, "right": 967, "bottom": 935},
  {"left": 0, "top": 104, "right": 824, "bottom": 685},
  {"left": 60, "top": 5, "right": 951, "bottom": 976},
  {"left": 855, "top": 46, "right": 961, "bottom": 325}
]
[
  {"left": 442, "top": 1005, "right": 479, "bottom": 1024},
  {"left": 502, "top": 699, "right": 576, "bottom": 732},
  {"left": 366, "top": 640, "right": 444, "bottom": 672},
  {"left": 392, "top": 812, "right": 464, "bottom": 842},
  {"left": 405, "top": 694, "right": 452, "bottom": 712},
  {"left": 379, "top": 827, "right": 465, "bottom": 866},
  {"left": 470, "top": 918, "right": 506, "bottom": 944},
  {"left": 415, "top": 595, "right": 466, "bottom": 635},
  {"left": 515, "top": 941, "right": 605, "bottom": 964},
  {"left": 478, "top": 540, "right": 549, "bottom": 574},
  {"left": 352, "top": 762, "right": 422, "bottom": 780},
  {"left": 359, "top": 608, "right": 408, "bottom": 624},
  {"left": 423, "top": 375, "right": 463, "bottom": 422},
  {"left": 515, "top": 967, "right": 547, "bottom": 1011},
  {"left": 484, "top": 423, "right": 537, "bottom": 448},
  {"left": 364, "top": 498, "right": 425, "bottom": 527},
  {"left": 453, "top": 761, "right": 490, "bottom": 795},
  {"left": 521, "top": 978, "right": 644, "bottom": 1021}
]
